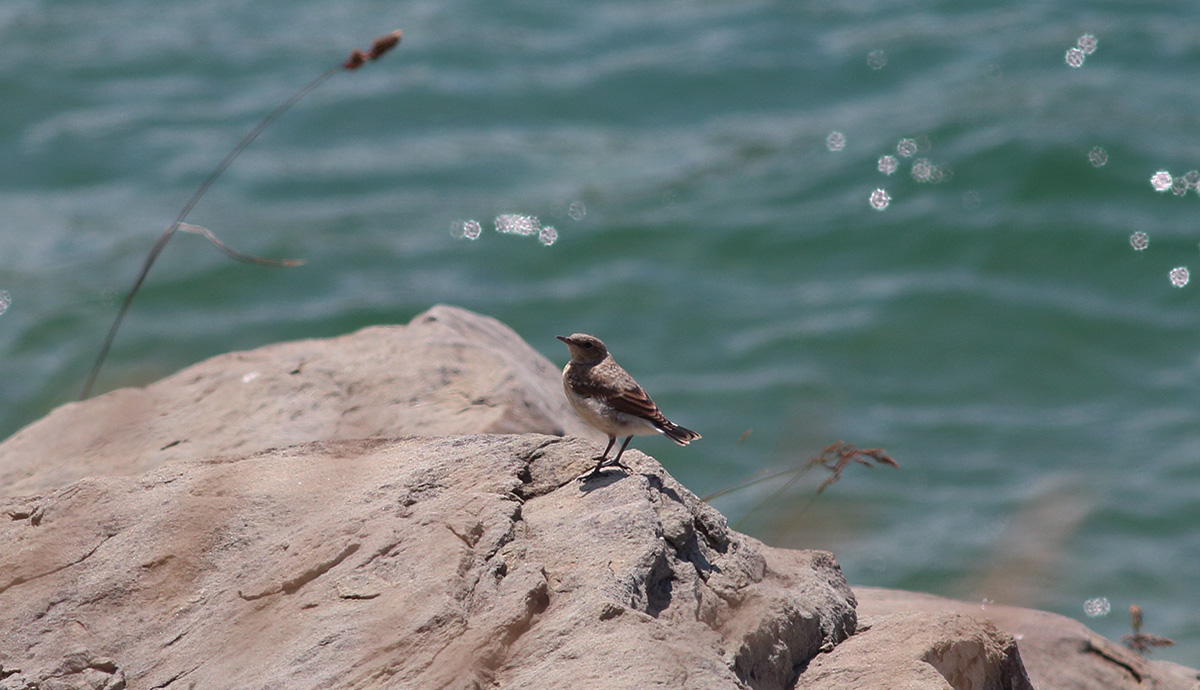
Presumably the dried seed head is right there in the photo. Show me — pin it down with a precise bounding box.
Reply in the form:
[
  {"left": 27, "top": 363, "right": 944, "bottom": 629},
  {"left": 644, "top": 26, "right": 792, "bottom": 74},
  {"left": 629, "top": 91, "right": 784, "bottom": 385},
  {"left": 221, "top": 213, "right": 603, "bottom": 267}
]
[
  {"left": 343, "top": 49, "right": 367, "bottom": 71},
  {"left": 344, "top": 30, "right": 403, "bottom": 70},
  {"left": 368, "top": 30, "right": 403, "bottom": 60}
]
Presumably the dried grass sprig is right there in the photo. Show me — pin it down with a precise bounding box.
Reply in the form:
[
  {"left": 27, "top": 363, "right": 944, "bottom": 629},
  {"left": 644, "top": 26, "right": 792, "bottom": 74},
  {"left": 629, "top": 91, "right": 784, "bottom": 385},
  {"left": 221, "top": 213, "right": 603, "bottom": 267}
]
[
  {"left": 702, "top": 439, "right": 897, "bottom": 530},
  {"left": 81, "top": 30, "right": 403, "bottom": 399},
  {"left": 1122, "top": 605, "right": 1175, "bottom": 656},
  {"left": 177, "top": 224, "right": 305, "bottom": 267}
]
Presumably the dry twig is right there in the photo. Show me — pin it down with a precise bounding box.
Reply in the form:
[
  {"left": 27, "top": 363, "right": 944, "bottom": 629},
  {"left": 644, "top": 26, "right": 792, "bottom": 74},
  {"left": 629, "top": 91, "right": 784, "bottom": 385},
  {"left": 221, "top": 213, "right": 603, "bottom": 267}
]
[
  {"left": 702, "top": 439, "right": 897, "bottom": 530},
  {"left": 81, "top": 30, "right": 403, "bottom": 399},
  {"left": 811, "top": 441, "right": 898, "bottom": 493},
  {"left": 177, "top": 224, "right": 305, "bottom": 267},
  {"left": 1121, "top": 605, "right": 1175, "bottom": 656}
]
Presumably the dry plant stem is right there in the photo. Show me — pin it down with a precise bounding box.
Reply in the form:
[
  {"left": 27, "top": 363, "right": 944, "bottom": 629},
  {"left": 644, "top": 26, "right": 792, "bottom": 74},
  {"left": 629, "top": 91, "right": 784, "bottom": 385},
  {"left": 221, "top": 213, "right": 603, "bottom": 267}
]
[
  {"left": 1122, "top": 633, "right": 1175, "bottom": 655},
  {"left": 814, "top": 441, "right": 897, "bottom": 493},
  {"left": 704, "top": 440, "right": 897, "bottom": 530},
  {"left": 701, "top": 441, "right": 897, "bottom": 503},
  {"left": 1122, "top": 604, "right": 1175, "bottom": 656},
  {"left": 78, "top": 67, "right": 336, "bottom": 400},
  {"left": 80, "top": 31, "right": 403, "bottom": 400},
  {"left": 177, "top": 224, "right": 305, "bottom": 267},
  {"left": 701, "top": 465, "right": 798, "bottom": 503},
  {"left": 732, "top": 458, "right": 818, "bottom": 530}
]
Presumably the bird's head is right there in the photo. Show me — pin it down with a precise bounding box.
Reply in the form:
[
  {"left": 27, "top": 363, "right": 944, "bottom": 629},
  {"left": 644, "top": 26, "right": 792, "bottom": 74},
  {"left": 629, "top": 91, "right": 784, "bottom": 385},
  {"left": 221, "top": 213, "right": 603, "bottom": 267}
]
[{"left": 556, "top": 333, "right": 608, "bottom": 364}]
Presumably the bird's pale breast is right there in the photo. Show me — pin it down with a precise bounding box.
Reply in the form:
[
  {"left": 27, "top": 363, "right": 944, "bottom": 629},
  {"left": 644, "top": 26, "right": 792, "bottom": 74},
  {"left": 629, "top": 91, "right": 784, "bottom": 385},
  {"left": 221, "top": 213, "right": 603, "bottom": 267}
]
[{"left": 562, "top": 369, "right": 659, "bottom": 438}]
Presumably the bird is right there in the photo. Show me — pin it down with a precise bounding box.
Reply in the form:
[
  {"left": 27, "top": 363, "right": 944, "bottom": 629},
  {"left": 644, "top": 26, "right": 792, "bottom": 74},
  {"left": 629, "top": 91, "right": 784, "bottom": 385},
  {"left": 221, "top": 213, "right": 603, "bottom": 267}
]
[{"left": 557, "top": 333, "right": 700, "bottom": 478}]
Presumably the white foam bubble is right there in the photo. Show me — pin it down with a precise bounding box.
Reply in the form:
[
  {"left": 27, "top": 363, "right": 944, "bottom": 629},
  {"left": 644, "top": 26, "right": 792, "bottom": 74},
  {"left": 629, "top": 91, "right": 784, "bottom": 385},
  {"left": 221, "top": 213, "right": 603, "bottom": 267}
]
[
  {"left": 1170, "top": 266, "right": 1189, "bottom": 288},
  {"left": 1083, "top": 597, "right": 1110, "bottom": 618},
  {"left": 1150, "top": 171, "right": 1173, "bottom": 192},
  {"left": 869, "top": 188, "right": 891, "bottom": 211}
]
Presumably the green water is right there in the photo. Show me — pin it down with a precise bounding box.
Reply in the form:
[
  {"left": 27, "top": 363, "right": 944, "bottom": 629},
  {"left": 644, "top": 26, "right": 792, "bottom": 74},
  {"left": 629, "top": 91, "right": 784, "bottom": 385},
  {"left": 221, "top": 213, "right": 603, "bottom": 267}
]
[{"left": 2, "top": 0, "right": 1199, "bottom": 664}]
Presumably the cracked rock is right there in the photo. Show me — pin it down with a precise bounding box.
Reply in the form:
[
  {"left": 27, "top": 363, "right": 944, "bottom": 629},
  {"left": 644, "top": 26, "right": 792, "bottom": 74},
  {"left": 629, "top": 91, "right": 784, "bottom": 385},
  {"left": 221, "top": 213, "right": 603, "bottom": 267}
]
[
  {"left": 1, "top": 304, "right": 1194, "bottom": 690},
  {"left": 0, "top": 435, "right": 855, "bottom": 689},
  {"left": 853, "top": 587, "right": 1200, "bottom": 690},
  {"left": 0, "top": 305, "right": 602, "bottom": 499}
]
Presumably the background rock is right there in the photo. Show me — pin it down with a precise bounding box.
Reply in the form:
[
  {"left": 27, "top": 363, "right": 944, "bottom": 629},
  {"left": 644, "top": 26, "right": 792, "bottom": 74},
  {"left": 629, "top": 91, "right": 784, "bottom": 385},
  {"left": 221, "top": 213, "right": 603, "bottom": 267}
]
[
  {"left": 855, "top": 587, "right": 1200, "bottom": 690},
  {"left": 0, "top": 305, "right": 600, "bottom": 498},
  {"left": 796, "top": 610, "right": 1032, "bottom": 690}
]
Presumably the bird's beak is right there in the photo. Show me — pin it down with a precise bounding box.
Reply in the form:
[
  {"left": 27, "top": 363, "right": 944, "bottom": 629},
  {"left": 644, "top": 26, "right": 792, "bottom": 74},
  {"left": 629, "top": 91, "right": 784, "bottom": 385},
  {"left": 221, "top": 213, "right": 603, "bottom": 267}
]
[{"left": 556, "top": 335, "right": 570, "bottom": 344}]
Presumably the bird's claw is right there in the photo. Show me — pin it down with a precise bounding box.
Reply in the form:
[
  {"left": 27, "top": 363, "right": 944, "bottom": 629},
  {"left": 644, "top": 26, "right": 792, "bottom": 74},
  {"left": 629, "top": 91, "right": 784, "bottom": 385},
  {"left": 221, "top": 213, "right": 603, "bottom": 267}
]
[{"left": 579, "top": 457, "right": 631, "bottom": 481}]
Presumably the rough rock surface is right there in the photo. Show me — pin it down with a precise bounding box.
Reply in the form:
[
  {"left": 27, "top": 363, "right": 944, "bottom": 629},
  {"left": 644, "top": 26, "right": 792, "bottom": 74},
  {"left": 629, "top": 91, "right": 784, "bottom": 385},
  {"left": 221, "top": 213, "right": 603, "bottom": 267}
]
[
  {"left": 1, "top": 304, "right": 1196, "bottom": 690},
  {"left": 796, "top": 610, "right": 1032, "bottom": 690},
  {"left": 0, "top": 436, "right": 855, "bottom": 690},
  {"left": 0, "top": 304, "right": 601, "bottom": 498},
  {"left": 855, "top": 587, "right": 1200, "bottom": 690}
]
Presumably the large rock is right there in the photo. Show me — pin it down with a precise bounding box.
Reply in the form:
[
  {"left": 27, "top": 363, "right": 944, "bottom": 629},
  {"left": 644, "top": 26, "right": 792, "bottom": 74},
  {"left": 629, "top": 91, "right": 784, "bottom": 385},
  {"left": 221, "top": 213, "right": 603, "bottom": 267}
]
[
  {"left": 1, "top": 304, "right": 1195, "bottom": 689},
  {"left": 0, "top": 436, "right": 855, "bottom": 690},
  {"left": 0, "top": 305, "right": 600, "bottom": 498}
]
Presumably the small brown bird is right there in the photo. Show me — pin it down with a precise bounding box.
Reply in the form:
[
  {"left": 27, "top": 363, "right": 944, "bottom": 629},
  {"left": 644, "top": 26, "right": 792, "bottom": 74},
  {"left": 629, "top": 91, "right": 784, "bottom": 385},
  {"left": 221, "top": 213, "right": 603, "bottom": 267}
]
[{"left": 557, "top": 333, "right": 701, "bottom": 477}]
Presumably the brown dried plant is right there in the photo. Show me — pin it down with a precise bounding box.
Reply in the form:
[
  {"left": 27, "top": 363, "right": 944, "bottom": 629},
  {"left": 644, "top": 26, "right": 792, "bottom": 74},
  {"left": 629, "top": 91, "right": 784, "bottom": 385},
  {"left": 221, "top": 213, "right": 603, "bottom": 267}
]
[
  {"left": 344, "top": 30, "right": 402, "bottom": 70},
  {"left": 1122, "top": 605, "right": 1175, "bottom": 656},
  {"left": 81, "top": 31, "right": 404, "bottom": 399},
  {"left": 702, "top": 439, "right": 897, "bottom": 529},
  {"left": 810, "top": 440, "right": 899, "bottom": 492}
]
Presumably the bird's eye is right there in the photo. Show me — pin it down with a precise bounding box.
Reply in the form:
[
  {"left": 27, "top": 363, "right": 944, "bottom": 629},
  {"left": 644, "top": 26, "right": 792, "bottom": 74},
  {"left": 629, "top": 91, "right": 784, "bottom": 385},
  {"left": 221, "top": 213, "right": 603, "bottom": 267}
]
[{"left": 582, "top": 342, "right": 593, "bottom": 349}]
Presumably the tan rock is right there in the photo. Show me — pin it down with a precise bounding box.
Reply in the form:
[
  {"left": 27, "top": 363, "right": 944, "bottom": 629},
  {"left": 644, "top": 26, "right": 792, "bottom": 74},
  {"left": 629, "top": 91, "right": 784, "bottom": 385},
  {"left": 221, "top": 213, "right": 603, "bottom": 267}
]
[
  {"left": 1, "top": 304, "right": 1194, "bottom": 690},
  {"left": 855, "top": 586, "right": 1200, "bottom": 690},
  {"left": 0, "top": 304, "right": 600, "bottom": 497},
  {"left": 0, "top": 436, "right": 855, "bottom": 690},
  {"left": 796, "top": 610, "right": 1031, "bottom": 690}
]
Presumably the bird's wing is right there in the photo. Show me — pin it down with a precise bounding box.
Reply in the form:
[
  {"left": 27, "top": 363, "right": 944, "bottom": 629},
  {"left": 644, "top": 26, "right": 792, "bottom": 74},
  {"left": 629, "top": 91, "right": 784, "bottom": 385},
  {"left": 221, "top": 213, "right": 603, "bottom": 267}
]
[{"left": 573, "top": 377, "right": 668, "bottom": 425}]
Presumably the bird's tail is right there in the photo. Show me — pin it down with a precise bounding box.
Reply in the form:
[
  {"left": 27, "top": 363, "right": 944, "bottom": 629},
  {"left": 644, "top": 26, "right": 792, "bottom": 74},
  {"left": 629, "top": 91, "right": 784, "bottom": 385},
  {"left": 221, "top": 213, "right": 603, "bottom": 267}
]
[{"left": 660, "top": 420, "right": 701, "bottom": 446}]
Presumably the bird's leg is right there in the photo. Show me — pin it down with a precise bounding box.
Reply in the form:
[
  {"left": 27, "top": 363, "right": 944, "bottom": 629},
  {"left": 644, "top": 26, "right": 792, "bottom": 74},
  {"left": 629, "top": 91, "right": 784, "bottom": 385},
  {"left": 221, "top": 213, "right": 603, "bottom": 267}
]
[
  {"left": 583, "top": 437, "right": 616, "bottom": 479},
  {"left": 607, "top": 436, "right": 634, "bottom": 471},
  {"left": 583, "top": 436, "right": 636, "bottom": 479},
  {"left": 591, "top": 437, "right": 615, "bottom": 464}
]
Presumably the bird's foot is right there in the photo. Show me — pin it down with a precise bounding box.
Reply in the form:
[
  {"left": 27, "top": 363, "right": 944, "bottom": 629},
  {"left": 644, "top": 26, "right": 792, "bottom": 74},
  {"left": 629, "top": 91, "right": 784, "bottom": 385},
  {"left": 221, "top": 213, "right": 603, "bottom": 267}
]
[
  {"left": 579, "top": 457, "right": 631, "bottom": 481},
  {"left": 606, "top": 457, "right": 632, "bottom": 473}
]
